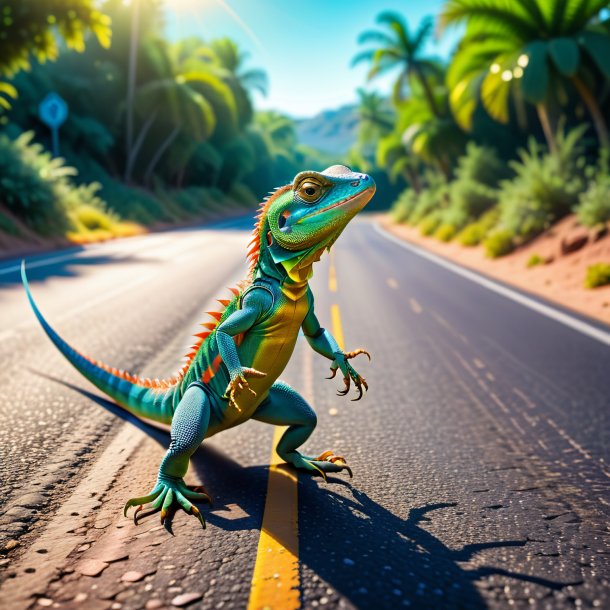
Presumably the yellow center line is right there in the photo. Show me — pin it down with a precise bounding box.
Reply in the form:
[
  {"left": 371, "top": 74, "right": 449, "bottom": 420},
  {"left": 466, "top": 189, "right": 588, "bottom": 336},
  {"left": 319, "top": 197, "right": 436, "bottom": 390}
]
[
  {"left": 328, "top": 250, "right": 337, "bottom": 292},
  {"left": 331, "top": 304, "right": 345, "bottom": 350},
  {"left": 249, "top": 304, "right": 344, "bottom": 609},
  {"left": 247, "top": 427, "right": 300, "bottom": 610}
]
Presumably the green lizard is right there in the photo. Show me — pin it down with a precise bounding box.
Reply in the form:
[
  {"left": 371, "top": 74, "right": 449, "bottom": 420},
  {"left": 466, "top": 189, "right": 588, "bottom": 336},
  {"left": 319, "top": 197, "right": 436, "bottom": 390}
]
[{"left": 22, "top": 165, "right": 375, "bottom": 528}]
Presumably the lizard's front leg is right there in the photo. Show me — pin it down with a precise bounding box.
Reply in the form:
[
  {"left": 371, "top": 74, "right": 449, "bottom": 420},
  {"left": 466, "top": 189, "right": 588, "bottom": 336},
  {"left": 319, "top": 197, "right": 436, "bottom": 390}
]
[
  {"left": 253, "top": 381, "right": 352, "bottom": 481},
  {"left": 302, "top": 291, "right": 370, "bottom": 400},
  {"left": 124, "top": 382, "right": 212, "bottom": 528}
]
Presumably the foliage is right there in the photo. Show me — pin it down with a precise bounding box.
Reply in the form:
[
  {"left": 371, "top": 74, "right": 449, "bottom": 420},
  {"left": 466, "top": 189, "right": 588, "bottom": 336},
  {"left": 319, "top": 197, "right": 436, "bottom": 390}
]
[
  {"left": 484, "top": 229, "right": 515, "bottom": 258},
  {"left": 498, "top": 126, "right": 585, "bottom": 238},
  {"left": 456, "top": 207, "right": 501, "bottom": 246},
  {"left": 391, "top": 188, "right": 419, "bottom": 223},
  {"left": 526, "top": 254, "right": 545, "bottom": 268},
  {"left": 353, "top": 12, "right": 443, "bottom": 109},
  {"left": 0, "top": 0, "right": 111, "bottom": 111},
  {"left": 419, "top": 211, "right": 443, "bottom": 236},
  {"left": 440, "top": 0, "right": 610, "bottom": 148},
  {"left": 457, "top": 222, "right": 486, "bottom": 246},
  {"left": 434, "top": 223, "right": 457, "bottom": 242},
  {"left": 409, "top": 171, "right": 450, "bottom": 224},
  {"left": 0, "top": 132, "right": 57, "bottom": 228},
  {"left": 0, "top": 131, "right": 138, "bottom": 240},
  {"left": 576, "top": 151, "right": 610, "bottom": 228},
  {"left": 584, "top": 263, "right": 610, "bottom": 289}
]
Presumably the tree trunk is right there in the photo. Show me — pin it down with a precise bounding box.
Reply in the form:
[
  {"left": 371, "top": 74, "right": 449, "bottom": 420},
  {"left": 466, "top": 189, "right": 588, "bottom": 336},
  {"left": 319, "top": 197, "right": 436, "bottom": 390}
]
[
  {"left": 571, "top": 75, "right": 610, "bottom": 149},
  {"left": 403, "top": 166, "right": 422, "bottom": 194},
  {"left": 144, "top": 126, "right": 180, "bottom": 186},
  {"left": 124, "top": 0, "right": 141, "bottom": 182},
  {"left": 412, "top": 64, "right": 441, "bottom": 118},
  {"left": 536, "top": 103, "right": 557, "bottom": 154},
  {"left": 125, "top": 109, "right": 158, "bottom": 184}
]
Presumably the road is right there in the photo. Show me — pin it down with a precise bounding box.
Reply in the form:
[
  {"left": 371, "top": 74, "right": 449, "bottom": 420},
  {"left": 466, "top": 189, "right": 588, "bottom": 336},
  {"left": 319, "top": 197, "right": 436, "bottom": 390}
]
[{"left": 0, "top": 216, "right": 608, "bottom": 610}]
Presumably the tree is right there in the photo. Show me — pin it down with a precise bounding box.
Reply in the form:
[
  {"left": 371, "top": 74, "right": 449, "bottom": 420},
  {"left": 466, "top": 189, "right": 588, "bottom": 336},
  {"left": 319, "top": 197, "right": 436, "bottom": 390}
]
[
  {"left": 0, "top": 0, "right": 111, "bottom": 110},
  {"left": 441, "top": 0, "right": 610, "bottom": 150},
  {"left": 352, "top": 12, "right": 443, "bottom": 115},
  {"left": 210, "top": 38, "right": 268, "bottom": 96}
]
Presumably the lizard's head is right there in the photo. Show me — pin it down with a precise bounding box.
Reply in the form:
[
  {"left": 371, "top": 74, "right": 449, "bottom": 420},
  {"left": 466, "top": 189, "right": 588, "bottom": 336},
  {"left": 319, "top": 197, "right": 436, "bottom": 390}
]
[
  {"left": 248, "top": 165, "right": 375, "bottom": 284},
  {"left": 266, "top": 165, "right": 376, "bottom": 251}
]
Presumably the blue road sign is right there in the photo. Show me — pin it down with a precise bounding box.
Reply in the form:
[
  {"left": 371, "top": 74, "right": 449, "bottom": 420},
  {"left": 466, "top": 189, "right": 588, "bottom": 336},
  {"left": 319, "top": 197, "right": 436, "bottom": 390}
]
[{"left": 38, "top": 93, "right": 68, "bottom": 157}]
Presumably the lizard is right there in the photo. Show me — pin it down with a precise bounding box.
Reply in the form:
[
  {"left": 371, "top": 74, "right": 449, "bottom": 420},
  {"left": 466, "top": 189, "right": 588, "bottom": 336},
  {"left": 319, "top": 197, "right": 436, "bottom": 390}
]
[{"left": 22, "top": 164, "right": 376, "bottom": 528}]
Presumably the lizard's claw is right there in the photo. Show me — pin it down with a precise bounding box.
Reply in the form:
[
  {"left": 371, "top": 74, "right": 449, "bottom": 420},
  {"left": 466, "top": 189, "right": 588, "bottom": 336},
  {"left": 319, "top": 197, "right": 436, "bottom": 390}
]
[
  {"left": 344, "top": 348, "right": 371, "bottom": 362},
  {"left": 328, "top": 348, "right": 370, "bottom": 400},
  {"left": 124, "top": 476, "right": 211, "bottom": 529},
  {"left": 296, "top": 450, "right": 353, "bottom": 479},
  {"left": 337, "top": 374, "right": 350, "bottom": 396},
  {"left": 326, "top": 365, "right": 338, "bottom": 380},
  {"left": 223, "top": 368, "right": 266, "bottom": 412}
]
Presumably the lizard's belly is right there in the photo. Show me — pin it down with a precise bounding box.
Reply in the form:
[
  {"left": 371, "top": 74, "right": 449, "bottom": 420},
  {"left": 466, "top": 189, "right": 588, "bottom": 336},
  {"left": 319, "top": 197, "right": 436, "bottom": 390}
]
[{"left": 209, "top": 290, "right": 308, "bottom": 429}]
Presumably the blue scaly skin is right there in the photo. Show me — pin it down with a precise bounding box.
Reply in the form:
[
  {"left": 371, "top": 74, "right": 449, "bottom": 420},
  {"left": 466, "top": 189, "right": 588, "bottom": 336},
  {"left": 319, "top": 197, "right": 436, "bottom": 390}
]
[{"left": 22, "top": 165, "right": 376, "bottom": 528}]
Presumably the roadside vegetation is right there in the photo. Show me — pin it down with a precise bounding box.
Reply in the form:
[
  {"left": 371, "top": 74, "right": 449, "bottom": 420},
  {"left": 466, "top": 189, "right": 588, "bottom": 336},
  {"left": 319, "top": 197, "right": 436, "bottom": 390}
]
[
  {"left": 0, "top": 0, "right": 325, "bottom": 250},
  {"left": 352, "top": 1, "right": 610, "bottom": 289}
]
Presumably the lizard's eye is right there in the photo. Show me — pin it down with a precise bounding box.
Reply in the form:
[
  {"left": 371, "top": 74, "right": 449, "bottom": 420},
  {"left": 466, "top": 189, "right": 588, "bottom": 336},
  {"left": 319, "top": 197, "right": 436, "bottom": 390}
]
[{"left": 297, "top": 180, "right": 323, "bottom": 203}]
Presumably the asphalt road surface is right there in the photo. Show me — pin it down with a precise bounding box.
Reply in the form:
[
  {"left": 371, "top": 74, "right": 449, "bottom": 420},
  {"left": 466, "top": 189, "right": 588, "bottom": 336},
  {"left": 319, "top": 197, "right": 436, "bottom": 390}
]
[{"left": 0, "top": 216, "right": 608, "bottom": 610}]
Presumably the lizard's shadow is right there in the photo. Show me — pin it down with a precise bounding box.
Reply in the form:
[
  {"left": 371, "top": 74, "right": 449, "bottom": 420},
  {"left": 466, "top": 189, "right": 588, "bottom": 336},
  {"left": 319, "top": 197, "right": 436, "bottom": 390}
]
[{"left": 39, "top": 374, "right": 578, "bottom": 609}]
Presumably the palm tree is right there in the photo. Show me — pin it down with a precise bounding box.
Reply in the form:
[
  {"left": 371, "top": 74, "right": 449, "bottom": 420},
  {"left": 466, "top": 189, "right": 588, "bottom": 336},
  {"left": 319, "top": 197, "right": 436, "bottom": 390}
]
[
  {"left": 356, "top": 88, "right": 394, "bottom": 135},
  {"left": 210, "top": 38, "right": 269, "bottom": 96},
  {"left": 125, "top": 38, "right": 234, "bottom": 185},
  {"left": 441, "top": 0, "right": 610, "bottom": 151},
  {"left": 352, "top": 13, "right": 443, "bottom": 115}
]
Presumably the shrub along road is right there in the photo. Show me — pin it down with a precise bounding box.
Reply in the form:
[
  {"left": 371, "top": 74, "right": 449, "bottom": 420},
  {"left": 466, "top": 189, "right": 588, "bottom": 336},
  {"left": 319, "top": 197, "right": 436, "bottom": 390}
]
[{"left": 0, "top": 217, "right": 608, "bottom": 610}]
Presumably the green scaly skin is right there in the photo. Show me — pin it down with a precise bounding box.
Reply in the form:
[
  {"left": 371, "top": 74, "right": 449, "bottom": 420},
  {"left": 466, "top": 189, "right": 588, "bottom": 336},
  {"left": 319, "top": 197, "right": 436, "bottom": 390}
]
[{"left": 22, "top": 165, "right": 376, "bottom": 529}]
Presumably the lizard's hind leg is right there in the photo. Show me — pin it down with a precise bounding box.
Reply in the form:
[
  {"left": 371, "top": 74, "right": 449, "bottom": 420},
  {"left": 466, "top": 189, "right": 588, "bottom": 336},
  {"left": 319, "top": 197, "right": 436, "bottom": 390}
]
[
  {"left": 253, "top": 381, "right": 352, "bottom": 480},
  {"left": 124, "top": 382, "right": 213, "bottom": 528}
]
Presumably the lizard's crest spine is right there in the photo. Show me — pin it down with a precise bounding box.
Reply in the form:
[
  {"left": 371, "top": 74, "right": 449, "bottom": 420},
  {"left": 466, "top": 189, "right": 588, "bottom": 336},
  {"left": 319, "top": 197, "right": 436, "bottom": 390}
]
[{"left": 246, "top": 185, "right": 292, "bottom": 278}]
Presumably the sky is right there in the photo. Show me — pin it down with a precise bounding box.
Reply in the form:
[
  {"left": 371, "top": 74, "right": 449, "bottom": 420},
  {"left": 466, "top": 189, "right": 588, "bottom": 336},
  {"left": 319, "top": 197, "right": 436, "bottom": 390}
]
[{"left": 164, "top": 0, "right": 462, "bottom": 119}]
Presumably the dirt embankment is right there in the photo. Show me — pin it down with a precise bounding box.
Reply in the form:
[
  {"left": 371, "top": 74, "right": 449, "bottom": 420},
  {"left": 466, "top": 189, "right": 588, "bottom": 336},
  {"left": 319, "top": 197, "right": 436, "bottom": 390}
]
[{"left": 381, "top": 214, "right": 610, "bottom": 326}]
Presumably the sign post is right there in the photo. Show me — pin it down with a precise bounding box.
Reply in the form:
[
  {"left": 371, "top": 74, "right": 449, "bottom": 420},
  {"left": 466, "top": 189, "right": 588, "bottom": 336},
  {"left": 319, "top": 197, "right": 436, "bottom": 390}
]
[{"left": 38, "top": 92, "right": 68, "bottom": 157}]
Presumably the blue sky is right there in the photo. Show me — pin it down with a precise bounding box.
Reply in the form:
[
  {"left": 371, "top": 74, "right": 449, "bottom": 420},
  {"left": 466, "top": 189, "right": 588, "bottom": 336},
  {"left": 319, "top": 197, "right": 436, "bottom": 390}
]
[{"left": 164, "top": 0, "right": 461, "bottom": 118}]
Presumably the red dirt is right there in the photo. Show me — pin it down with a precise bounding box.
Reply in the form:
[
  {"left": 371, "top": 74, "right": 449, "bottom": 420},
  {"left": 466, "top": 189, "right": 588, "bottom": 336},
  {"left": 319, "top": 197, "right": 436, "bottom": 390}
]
[{"left": 380, "top": 214, "right": 610, "bottom": 326}]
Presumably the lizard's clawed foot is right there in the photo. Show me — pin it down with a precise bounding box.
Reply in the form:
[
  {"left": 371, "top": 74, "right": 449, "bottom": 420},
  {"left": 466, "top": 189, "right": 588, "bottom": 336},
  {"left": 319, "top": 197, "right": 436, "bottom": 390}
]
[
  {"left": 124, "top": 476, "right": 212, "bottom": 529},
  {"left": 223, "top": 367, "right": 266, "bottom": 412},
  {"left": 295, "top": 451, "right": 353, "bottom": 481}
]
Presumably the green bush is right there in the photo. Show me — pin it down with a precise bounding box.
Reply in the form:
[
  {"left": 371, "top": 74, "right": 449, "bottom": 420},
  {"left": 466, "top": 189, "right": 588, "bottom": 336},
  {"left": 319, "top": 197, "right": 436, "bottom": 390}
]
[
  {"left": 419, "top": 212, "right": 442, "bottom": 236},
  {"left": 72, "top": 205, "right": 115, "bottom": 232},
  {"left": 0, "top": 132, "right": 58, "bottom": 229},
  {"left": 409, "top": 170, "right": 449, "bottom": 225},
  {"left": 526, "top": 254, "right": 544, "bottom": 268},
  {"left": 484, "top": 229, "right": 515, "bottom": 258},
  {"left": 498, "top": 128, "right": 585, "bottom": 239},
  {"left": 448, "top": 178, "right": 497, "bottom": 225},
  {"left": 457, "top": 222, "right": 486, "bottom": 246},
  {"left": 391, "top": 188, "right": 418, "bottom": 224},
  {"left": 434, "top": 223, "right": 456, "bottom": 242},
  {"left": 455, "top": 142, "right": 509, "bottom": 187},
  {"left": 577, "top": 180, "right": 610, "bottom": 228},
  {"left": 456, "top": 207, "right": 500, "bottom": 247},
  {"left": 584, "top": 263, "right": 610, "bottom": 289}
]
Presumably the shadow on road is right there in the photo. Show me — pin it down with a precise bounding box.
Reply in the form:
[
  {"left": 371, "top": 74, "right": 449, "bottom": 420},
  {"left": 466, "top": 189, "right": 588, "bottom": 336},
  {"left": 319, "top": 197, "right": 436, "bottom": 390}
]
[
  {"left": 1, "top": 253, "right": 158, "bottom": 288},
  {"left": 40, "top": 374, "right": 578, "bottom": 608}
]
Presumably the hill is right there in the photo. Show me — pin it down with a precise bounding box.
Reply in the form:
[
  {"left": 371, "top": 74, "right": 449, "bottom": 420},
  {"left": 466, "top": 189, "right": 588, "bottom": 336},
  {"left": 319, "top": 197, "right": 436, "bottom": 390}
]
[{"left": 295, "top": 105, "right": 359, "bottom": 156}]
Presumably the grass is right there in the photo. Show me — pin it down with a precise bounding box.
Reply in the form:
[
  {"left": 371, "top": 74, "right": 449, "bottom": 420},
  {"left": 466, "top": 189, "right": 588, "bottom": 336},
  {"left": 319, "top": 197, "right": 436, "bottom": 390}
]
[
  {"left": 526, "top": 253, "right": 545, "bottom": 268},
  {"left": 484, "top": 230, "right": 514, "bottom": 259},
  {"left": 584, "top": 263, "right": 610, "bottom": 289}
]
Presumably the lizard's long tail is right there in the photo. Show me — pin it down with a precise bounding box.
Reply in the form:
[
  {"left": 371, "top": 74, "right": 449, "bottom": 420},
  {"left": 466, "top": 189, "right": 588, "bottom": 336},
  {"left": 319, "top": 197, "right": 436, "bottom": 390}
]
[{"left": 21, "top": 262, "right": 174, "bottom": 425}]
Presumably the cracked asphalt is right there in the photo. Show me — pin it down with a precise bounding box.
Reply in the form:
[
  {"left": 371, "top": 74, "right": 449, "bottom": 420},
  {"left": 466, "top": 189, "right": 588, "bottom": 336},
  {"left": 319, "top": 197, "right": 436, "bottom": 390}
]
[{"left": 0, "top": 216, "right": 608, "bottom": 610}]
